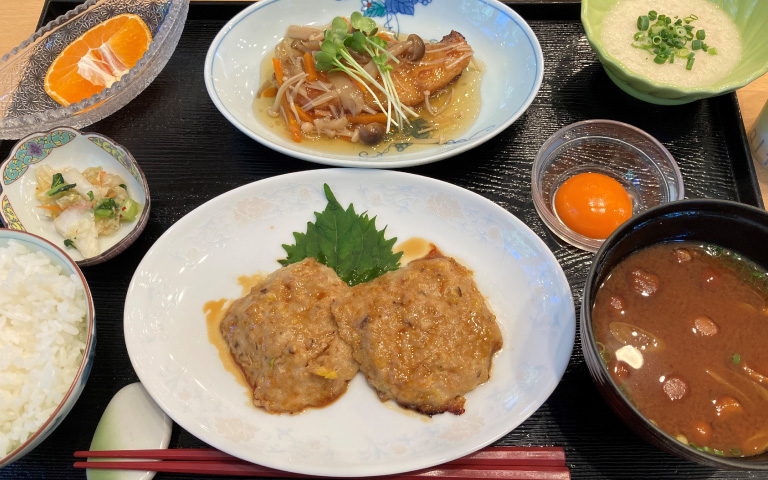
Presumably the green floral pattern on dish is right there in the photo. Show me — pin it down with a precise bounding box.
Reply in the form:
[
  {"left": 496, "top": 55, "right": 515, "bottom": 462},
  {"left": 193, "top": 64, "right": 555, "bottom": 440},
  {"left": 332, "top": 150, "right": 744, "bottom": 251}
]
[{"left": 3, "top": 130, "right": 75, "bottom": 185}]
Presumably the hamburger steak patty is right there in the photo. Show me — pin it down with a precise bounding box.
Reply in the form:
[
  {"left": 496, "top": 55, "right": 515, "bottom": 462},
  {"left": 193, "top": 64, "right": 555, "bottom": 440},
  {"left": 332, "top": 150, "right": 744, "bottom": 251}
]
[
  {"left": 332, "top": 250, "right": 503, "bottom": 415},
  {"left": 220, "top": 258, "right": 358, "bottom": 414}
]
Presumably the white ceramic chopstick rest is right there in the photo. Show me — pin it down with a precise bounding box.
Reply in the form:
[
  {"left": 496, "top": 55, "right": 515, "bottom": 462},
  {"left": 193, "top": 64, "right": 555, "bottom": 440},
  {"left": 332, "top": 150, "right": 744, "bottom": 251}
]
[{"left": 86, "top": 382, "right": 172, "bottom": 480}]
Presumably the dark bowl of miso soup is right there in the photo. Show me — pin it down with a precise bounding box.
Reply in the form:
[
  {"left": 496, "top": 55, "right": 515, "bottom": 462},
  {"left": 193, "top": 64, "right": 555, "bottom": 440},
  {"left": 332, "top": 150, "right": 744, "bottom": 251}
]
[{"left": 582, "top": 199, "right": 768, "bottom": 470}]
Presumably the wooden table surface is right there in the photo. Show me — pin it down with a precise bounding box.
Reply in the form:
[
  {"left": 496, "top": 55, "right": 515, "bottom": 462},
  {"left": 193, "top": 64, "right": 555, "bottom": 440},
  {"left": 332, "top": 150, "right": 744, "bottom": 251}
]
[{"left": 2, "top": 0, "right": 768, "bottom": 203}]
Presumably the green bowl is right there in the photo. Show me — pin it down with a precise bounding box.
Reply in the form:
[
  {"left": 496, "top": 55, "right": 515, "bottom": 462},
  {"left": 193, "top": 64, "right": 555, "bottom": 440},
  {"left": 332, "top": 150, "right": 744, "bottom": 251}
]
[{"left": 582, "top": 0, "right": 768, "bottom": 105}]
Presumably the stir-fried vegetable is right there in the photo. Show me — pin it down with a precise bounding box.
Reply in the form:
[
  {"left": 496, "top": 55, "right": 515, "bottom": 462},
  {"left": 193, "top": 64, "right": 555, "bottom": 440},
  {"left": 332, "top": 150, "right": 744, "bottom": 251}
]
[{"left": 260, "top": 14, "right": 475, "bottom": 146}]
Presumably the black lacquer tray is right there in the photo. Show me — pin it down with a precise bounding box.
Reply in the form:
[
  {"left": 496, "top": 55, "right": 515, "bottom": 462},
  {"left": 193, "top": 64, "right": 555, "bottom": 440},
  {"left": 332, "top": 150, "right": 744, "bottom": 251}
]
[{"left": 0, "top": 1, "right": 765, "bottom": 479}]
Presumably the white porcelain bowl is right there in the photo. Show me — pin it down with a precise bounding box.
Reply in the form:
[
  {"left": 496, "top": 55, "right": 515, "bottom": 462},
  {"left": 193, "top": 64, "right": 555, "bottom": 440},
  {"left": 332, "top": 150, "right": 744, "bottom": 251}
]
[
  {"left": 0, "top": 127, "right": 151, "bottom": 266},
  {"left": 204, "top": 0, "right": 543, "bottom": 168},
  {"left": 0, "top": 229, "right": 95, "bottom": 468}
]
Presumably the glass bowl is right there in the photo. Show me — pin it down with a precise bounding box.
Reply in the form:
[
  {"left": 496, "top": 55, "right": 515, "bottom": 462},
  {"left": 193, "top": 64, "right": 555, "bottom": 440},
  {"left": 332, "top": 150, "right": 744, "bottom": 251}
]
[
  {"left": 0, "top": 229, "right": 95, "bottom": 468},
  {"left": 582, "top": 0, "right": 768, "bottom": 105},
  {"left": 0, "top": 0, "right": 189, "bottom": 140},
  {"left": 582, "top": 199, "right": 768, "bottom": 469},
  {"left": 532, "top": 119, "right": 684, "bottom": 252}
]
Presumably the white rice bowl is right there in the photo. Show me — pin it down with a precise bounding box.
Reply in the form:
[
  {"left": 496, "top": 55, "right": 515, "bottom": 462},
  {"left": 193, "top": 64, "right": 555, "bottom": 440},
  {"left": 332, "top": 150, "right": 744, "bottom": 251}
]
[{"left": 0, "top": 236, "right": 93, "bottom": 464}]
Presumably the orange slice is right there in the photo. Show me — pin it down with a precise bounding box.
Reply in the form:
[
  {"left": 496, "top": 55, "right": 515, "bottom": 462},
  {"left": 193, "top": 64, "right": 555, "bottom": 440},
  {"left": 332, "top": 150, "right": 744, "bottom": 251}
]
[{"left": 44, "top": 13, "right": 152, "bottom": 106}]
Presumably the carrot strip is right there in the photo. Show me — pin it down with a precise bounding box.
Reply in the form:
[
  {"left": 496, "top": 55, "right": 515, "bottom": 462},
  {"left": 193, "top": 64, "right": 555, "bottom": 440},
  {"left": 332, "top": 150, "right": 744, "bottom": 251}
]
[
  {"left": 272, "top": 58, "right": 284, "bottom": 86},
  {"left": 281, "top": 98, "right": 302, "bottom": 142},
  {"left": 351, "top": 78, "right": 367, "bottom": 92},
  {"left": 99, "top": 170, "right": 106, "bottom": 186},
  {"left": 285, "top": 112, "right": 302, "bottom": 142},
  {"left": 295, "top": 106, "right": 314, "bottom": 123},
  {"left": 36, "top": 205, "right": 63, "bottom": 212},
  {"left": 303, "top": 52, "right": 317, "bottom": 82},
  {"left": 260, "top": 86, "right": 277, "bottom": 98},
  {"left": 347, "top": 113, "right": 388, "bottom": 124}
]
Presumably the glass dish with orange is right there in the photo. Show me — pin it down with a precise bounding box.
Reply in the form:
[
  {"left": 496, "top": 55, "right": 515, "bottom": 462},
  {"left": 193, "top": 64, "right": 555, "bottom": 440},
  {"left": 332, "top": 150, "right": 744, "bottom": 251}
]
[
  {"left": 531, "top": 119, "right": 685, "bottom": 252},
  {"left": 0, "top": 0, "right": 189, "bottom": 140}
]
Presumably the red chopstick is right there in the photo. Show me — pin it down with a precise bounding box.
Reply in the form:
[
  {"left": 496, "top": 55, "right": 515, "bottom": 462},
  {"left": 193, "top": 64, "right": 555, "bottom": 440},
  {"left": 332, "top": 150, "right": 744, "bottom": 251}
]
[{"left": 73, "top": 446, "right": 569, "bottom": 479}]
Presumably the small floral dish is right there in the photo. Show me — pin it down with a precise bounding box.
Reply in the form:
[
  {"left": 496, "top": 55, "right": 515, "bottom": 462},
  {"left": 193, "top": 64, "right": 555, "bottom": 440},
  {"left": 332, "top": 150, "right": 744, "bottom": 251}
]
[
  {"left": 0, "top": 127, "right": 151, "bottom": 266},
  {"left": 0, "top": 0, "right": 189, "bottom": 140},
  {"left": 582, "top": 0, "right": 768, "bottom": 105},
  {"left": 204, "top": 0, "right": 543, "bottom": 168},
  {"left": 0, "top": 228, "right": 95, "bottom": 468}
]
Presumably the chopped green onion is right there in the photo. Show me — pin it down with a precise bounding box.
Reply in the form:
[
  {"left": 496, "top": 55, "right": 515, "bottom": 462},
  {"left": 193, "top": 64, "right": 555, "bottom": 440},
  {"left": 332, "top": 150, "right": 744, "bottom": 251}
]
[
  {"left": 708, "top": 47, "right": 718, "bottom": 55},
  {"left": 733, "top": 353, "right": 742, "bottom": 365},
  {"left": 87, "top": 190, "right": 94, "bottom": 201},
  {"left": 119, "top": 183, "right": 127, "bottom": 190},
  {"left": 631, "top": 10, "right": 712, "bottom": 70},
  {"left": 64, "top": 239, "right": 75, "bottom": 248}
]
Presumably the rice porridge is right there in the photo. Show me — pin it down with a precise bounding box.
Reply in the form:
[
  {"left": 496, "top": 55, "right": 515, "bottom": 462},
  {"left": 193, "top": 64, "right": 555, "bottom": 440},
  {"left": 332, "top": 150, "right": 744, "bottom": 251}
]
[{"left": 601, "top": 0, "right": 742, "bottom": 87}]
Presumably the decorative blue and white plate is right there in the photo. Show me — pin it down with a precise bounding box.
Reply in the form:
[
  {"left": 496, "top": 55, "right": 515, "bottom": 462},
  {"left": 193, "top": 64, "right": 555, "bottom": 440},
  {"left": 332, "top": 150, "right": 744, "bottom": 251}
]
[
  {"left": 124, "top": 169, "right": 574, "bottom": 477},
  {"left": 203, "top": 0, "right": 544, "bottom": 168}
]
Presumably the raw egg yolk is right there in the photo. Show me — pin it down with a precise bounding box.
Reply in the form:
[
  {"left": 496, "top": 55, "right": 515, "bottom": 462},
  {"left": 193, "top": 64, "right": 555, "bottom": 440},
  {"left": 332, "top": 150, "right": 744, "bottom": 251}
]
[{"left": 554, "top": 172, "right": 632, "bottom": 239}]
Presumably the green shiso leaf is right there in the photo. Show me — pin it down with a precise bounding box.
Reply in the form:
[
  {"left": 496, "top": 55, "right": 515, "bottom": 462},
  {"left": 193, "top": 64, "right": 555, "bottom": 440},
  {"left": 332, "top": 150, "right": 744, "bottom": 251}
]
[{"left": 279, "top": 184, "right": 403, "bottom": 286}]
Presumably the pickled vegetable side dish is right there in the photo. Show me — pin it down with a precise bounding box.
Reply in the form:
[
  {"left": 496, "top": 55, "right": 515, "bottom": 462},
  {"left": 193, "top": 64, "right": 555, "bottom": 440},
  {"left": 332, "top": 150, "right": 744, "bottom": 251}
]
[
  {"left": 34, "top": 165, "right": 142, "bottom": 257},
  {"left": 592, "top": 242, "right": 768, "bottom": 457}
]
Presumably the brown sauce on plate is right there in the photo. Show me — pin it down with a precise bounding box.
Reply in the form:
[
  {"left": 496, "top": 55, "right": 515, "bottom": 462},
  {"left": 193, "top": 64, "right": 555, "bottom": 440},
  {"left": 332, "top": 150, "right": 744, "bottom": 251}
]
[{"left": 592, "top": 242, "right": 768, "bottom": 457}]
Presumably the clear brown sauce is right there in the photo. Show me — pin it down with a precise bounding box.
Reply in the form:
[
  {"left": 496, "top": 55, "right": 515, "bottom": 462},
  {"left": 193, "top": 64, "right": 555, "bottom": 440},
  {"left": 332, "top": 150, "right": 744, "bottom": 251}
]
[
  {"left": 253, "top": 53, "right": 484, "bottom": 156},
  {"left": 592, "top": 242, "right": 768, "bottom": 456},
  {"left": 204, "top": 273, "right": 266, "bottom": 391}
]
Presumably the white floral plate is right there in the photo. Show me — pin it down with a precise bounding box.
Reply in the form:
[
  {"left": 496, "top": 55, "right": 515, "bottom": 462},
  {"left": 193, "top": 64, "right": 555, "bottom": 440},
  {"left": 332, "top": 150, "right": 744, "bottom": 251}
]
[
  {"left": 124, "top": 169, "right": 574, "bottom": 477},
  {"left": 204, "top": 0, "right": 543, "bottom": 168}
]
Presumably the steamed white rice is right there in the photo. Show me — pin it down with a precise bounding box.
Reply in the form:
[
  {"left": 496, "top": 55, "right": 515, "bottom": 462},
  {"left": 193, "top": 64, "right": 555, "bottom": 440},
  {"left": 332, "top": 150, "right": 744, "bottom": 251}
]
[{"left": 0, "top": 240, "right": 87, "bottom": 457}]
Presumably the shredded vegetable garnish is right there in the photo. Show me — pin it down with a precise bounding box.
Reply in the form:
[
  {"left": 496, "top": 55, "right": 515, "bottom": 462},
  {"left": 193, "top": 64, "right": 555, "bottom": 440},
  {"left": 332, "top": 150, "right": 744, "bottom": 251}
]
[{"left": 632, "top": 10, "right": 717, "bottom": 70}]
